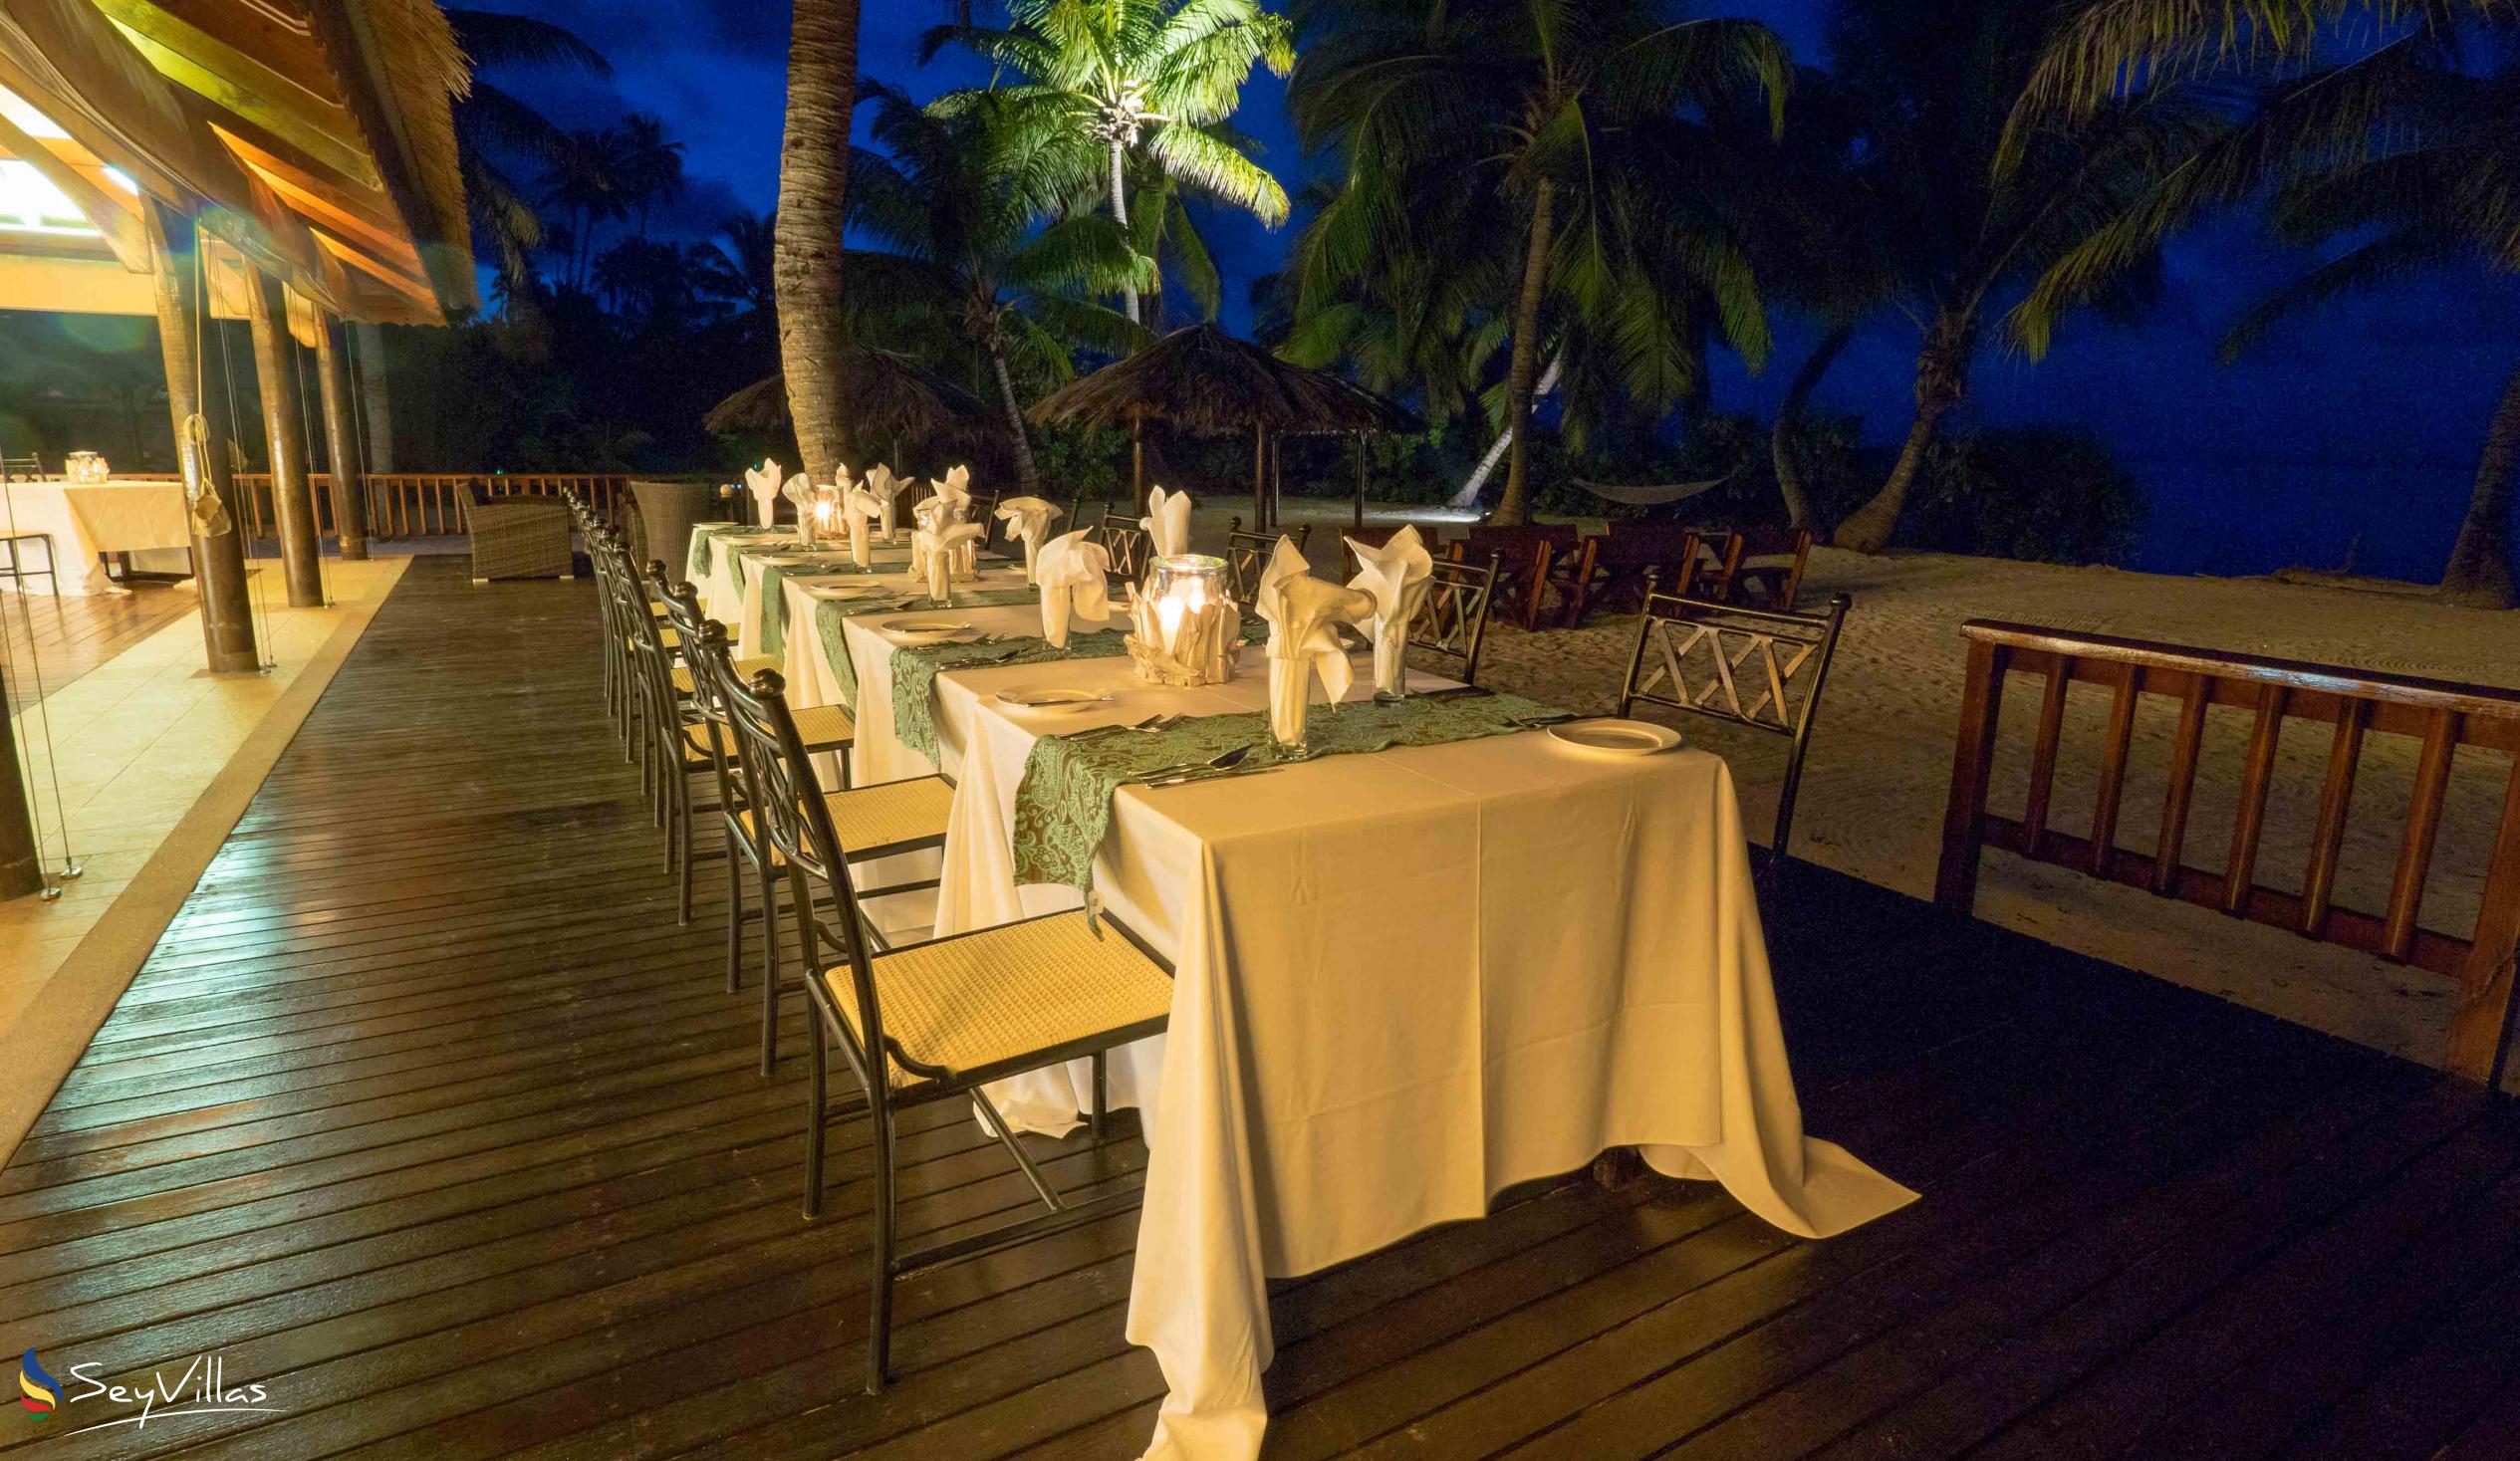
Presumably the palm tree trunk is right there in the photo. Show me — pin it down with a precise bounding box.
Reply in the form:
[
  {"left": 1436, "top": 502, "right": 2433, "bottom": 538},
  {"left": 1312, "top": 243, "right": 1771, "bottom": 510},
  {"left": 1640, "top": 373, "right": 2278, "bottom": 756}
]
[
  {"left": 2441, "top": 358, "right": 2520, "bottom": 609},
  {"left": 1451, "top": 348, "right": 1562, "bottom": 510},
  {"left": 1835, "top": 314, "right": 1972, "bottom": 554},
  {"left": 1772, "top": 324, "right": 1853, "bottom": 531},
  {"left": 1495, "top": 178, "right": 1558, "bottom": 527},
  {"left": 1110, "top": 139, "right": 1138, "bottom": 326},
  {"left": 775, "top": 0, "right": 861, "bottom": 485},
  {"left": 988, "top": 345, "right": 1040, "bottom": 495}
]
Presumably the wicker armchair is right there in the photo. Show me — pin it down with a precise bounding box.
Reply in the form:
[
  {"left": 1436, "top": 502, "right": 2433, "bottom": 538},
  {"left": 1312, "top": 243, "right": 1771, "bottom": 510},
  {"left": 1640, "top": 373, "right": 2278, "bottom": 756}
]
[{"left": 464, "top": 495, "right": 574, "bottom": 582}]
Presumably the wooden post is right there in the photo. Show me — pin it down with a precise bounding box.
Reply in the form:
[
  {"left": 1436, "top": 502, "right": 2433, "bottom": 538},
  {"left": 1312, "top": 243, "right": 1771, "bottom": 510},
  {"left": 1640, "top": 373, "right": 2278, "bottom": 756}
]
[
  {"left": 2445, "top": 759, "right": 2520, "bottom": 1086},
  {"left": 1354, "top": 433, "right": 1367, "bottom": 532},
  {"left": 245, "top": 271, "right": 324, "bottom": 606},
  {"left": 314, "top": 312, "right": 369, "bottom": 561},
  {"left": 1131, "top": 415, "right": 1145, "bottom": 508},
  {"left": 1252, "top": 423, "right": 1267, "bottom": 532},
  {"left": 0, "top": 670, "right": 42, "bottom": 899},
  {"left": 143, "top": 203, "right": 259, "bottom": 674},
  {"left": 1933, "top": 636, "right": 2008, "bottom": 914}
]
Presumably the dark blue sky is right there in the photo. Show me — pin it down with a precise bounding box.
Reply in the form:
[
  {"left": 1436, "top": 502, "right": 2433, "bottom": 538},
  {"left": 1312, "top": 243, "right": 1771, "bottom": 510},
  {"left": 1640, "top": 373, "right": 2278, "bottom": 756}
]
[{"left": 474, "top": 0, "right": 2513, "bottom": 581}]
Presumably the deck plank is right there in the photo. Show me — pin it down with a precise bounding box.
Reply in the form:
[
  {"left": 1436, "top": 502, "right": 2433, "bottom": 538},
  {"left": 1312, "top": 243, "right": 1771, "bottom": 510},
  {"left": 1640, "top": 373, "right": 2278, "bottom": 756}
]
[{"left": 1, "top": 556, "right": 2510, "bottom": 1461}]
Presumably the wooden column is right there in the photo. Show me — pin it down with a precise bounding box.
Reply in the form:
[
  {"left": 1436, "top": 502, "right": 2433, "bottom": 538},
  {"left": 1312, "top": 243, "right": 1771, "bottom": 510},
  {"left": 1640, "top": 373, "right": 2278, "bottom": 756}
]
[
  {"left": 1354, "top": 434, "right": 1368, "bottom": 532},
  {"left": 245, "top": 270, "right": 325, "bottom": 606},
  {"left": 314, "top": 313, "right": 369, "bottom": 561},
  {"left": 143, "top": 203, "right": 259, "bottom": 674},
  {"left": 1131, "top": 415, "right": 1146, "bottom": 509},
  {"left": 1252, "top": 423, "right": 1268, "bottom": 532}
]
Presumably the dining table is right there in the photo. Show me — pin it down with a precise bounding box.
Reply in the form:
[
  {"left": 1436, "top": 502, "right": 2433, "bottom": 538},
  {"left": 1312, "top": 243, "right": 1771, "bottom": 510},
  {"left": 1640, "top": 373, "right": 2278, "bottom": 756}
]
[
  {"left": 0, "top": 478, "right": 193, "bottom": 596},
  {"left": 725, "top": 524, "right": 1921, "bottom": 1461}
]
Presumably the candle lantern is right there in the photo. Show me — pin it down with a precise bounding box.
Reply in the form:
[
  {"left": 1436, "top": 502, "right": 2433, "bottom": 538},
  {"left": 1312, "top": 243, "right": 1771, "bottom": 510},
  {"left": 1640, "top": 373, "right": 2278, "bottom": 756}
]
[
  {"left": 1126, "top": 555, "right": 1242, "bottom": 686},
  {"left": 807, "top": 483, "right": 843, "bottom": 548},
  {"left": 64, "top": 451, "right": 109, "bottom": 483}
]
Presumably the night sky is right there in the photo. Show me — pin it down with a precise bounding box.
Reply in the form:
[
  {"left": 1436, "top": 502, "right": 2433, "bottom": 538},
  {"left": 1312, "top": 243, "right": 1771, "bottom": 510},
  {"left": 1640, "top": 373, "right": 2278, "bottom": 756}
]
[{"left": 465, "top": 0, "right": 2518, "bottom": 582}]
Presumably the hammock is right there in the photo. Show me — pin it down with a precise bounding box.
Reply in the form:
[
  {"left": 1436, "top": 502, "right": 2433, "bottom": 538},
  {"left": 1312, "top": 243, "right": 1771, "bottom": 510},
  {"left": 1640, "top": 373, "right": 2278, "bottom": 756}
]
[{"left": 1567, "top": 464, "right": 1744, "bottom": 508}]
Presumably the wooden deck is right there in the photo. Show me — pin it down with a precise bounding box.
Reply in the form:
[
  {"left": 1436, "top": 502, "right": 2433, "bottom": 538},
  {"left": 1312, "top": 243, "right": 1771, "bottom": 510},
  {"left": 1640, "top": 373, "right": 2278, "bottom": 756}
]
[
  {"left": 3, "top": 556, "right": 2516, "bottom": 1459},
  {"left": 1, "top": 579, "right": 198, "bottom": 713}
]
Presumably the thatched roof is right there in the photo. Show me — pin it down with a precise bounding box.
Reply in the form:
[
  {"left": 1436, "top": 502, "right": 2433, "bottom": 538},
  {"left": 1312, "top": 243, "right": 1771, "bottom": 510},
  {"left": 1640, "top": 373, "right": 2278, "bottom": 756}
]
[
  {"left": 337, "top": 0, "right": 478, "bottom": 316},
  {"left": 1028, "top": 324, "right": 1422, "bottom": 436},
  {"left": 705, "top": 350, "right": 993, "bottom": 441}
]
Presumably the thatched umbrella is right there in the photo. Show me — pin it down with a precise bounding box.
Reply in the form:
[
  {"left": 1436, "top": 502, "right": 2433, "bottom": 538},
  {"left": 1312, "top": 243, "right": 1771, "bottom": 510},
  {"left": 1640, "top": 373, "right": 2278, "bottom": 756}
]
[
  {"left": 1028, "top": 324, "right": 1420, "bottom": 529},
  {"left": 705, "top": 348, "right": 990, "bottom": 452}
]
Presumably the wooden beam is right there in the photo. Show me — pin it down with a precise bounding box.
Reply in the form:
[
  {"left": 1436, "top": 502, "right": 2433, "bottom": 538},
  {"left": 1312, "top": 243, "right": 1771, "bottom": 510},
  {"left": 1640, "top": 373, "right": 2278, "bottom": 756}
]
[
  {"left": 0, "top": 113, "right": 145, "bottom": 271},
  {"left": 88, "top": 0, "right": 381, "bottom": 188}
]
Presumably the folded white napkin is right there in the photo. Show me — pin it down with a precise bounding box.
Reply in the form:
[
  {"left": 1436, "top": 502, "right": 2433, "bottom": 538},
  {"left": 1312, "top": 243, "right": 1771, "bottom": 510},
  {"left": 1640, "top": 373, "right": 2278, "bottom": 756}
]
[
  {"left": 866, "top": 464, "right": 906, "bottom": 541},
  {"left": 1146, "top": 485, "right": 1193, "bottom": 558},
  {"left": 1256, "top": 537, "right": 1376, "bottom": 745},
  {"left": 943, "top": 464, "right": 971, "bottom": 498},
  {"left": 744, "top": 458, "right": 785, "bottom": 527},
  {"left": 1345, "top": 525, "right": 1435, "bottom": 697},
  {"left": 916, "top": 521, "right": 985, "bottom": 603},
  {"left": 1035, "top": 528, "right": 1115, "bottom": 648},
  {"left": 843, "top": 482, "right": 886, "bottom": 569},
  {"left": 995, "top": 497, "right": 1063, "bottom": 582},
  {"left": 782, "top": 473, "right": 815, "bottom": 544}
]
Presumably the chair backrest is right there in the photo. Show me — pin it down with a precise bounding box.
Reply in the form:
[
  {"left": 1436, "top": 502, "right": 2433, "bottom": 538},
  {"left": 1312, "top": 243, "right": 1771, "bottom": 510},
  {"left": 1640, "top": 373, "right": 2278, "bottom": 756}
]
[
  {"left": 1726, "top": 526, "right": 1813, "bottom": 610},
  {"left": 0, "top": 453, "right": 45, "bottom": 483},
  {"left": 966, "top": 488, "right": 1001, "bottom": 548},
  {"left": 704, "top": 628, "right": 892, "bottom": 1075},
  {"left": 1460, "top": 523, "right": 1577, "bottom": 561},
  {"left": 1621, "top": 586, "right": 1852, "bottom": 859},
  {"left": 1934, "top": 620, "right": 2520, "bottom": 1087},
  {"left": 597, "top": 534, "right": 680, "bottom": 720},
  {"left": 1410, "top": 553, "right": 1502, "bottom": 686},
  {"left": 1095, "top": 515, "right": 1154, "bottom": 585},
  {"left": 1223, "top": 518, "right": 1312, "bottom": 605}
]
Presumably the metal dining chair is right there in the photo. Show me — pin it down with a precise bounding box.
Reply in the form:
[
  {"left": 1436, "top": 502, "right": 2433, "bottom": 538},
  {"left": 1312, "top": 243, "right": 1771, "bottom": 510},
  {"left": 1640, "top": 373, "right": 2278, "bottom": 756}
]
[
  {"left": 708, "top": 650, "right": 1171, "bottom": 1394},
  {"left": 1617, "top": 581, "right": 1853, "bottom": 875}
]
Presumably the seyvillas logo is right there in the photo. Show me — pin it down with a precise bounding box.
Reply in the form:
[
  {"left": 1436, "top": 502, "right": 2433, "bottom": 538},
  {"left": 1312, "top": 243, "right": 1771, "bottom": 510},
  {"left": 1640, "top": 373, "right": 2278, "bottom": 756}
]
[
  {"left": 12, "top": 1350, "right": 281, "bottom": 1436},
  {"left": 17, "top": 1351, "right": 58, "bottom": 1418}
]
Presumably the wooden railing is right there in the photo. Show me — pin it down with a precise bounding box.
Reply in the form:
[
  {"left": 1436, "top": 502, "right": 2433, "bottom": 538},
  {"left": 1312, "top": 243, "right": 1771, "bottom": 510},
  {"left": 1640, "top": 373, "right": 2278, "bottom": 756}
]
[
  {"left": 120, "top": 472, "right": 637, "bottom": 539},
  {"left": 1936, "top": 619, "right": 2520, "bottom": 1086}
]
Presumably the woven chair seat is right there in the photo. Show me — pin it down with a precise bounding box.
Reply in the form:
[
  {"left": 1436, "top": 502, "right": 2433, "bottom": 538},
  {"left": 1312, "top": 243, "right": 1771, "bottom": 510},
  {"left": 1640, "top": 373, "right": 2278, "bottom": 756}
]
[
  {"left": 824, "top": 910, "right": 1172, "bottom": 1087},
  {"left": 741, "top": 775, "right": 955, "bottom": 863},
  {"left": 672, "top": 657, "right": 778, "bottom": 695},
  {"left": 685, "top": 704, "right": 854, "bottom": 756}
]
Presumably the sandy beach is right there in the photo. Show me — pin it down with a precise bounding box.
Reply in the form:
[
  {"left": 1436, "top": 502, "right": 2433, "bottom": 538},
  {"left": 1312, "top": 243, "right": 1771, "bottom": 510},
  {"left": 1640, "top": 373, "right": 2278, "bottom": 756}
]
[{"left": 1224, "top": 499, "right": 2519, "bottom": 1079}]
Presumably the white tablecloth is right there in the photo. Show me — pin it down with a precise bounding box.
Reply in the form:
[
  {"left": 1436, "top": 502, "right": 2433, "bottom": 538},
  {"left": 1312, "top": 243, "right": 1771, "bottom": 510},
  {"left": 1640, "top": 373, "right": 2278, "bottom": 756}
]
[
  {"left": 1, "top": 480, "right": 191, "bottom": 596},
  {"left": 915, "top": 649, "right": 1918, "bottom": 1461}
]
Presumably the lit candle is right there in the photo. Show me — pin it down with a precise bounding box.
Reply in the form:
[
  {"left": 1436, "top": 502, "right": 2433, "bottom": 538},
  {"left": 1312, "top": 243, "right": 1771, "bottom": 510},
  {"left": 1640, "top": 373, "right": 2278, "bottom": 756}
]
[{"left": 1156, "top": 595, "right": 1186, "bottom": 656}]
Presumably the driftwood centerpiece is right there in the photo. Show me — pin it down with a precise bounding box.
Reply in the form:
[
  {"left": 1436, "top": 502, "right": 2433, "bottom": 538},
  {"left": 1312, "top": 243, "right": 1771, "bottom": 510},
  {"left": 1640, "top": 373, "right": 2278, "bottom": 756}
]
[{"left": 1127, "top": 556, "right": 1241, "bottom": 687}]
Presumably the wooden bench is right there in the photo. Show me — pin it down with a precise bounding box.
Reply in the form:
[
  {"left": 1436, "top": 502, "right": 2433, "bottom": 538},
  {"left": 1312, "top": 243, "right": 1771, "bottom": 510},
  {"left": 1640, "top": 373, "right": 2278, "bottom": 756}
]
[{"left": 1935, "top": 619, "right": 2520, "bottom": 1087}]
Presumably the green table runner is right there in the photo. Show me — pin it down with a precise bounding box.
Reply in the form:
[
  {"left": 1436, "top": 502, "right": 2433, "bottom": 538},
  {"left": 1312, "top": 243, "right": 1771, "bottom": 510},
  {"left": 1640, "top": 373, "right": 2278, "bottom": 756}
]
[
  {"left": 686, "top": 522, "right": 766, "bottom": 581},
  {"left": 1012, "top": 688, "right": 1566, "bottom": 891},
  {"left": 809, "top": 586, "right": 1044, "bottom": 711},
  {"left": 891, "top": 619, "right": 1274, "bottom": 763},
  {"left": 755, "top": 557, "right": 885, "bottom": 658}
]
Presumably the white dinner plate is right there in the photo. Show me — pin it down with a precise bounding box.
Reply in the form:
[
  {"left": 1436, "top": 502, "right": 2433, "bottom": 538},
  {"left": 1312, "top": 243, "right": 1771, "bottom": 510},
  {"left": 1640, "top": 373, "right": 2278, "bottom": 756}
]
[
  {"left": 995, "top": 686, "right": 1113, "bottom": 712},
  {"left": 1546, "top": 718, "right": 1683, "bottom": 756},
  {"left": 881, "top": 617, "right": 973, "bottom": 646}
]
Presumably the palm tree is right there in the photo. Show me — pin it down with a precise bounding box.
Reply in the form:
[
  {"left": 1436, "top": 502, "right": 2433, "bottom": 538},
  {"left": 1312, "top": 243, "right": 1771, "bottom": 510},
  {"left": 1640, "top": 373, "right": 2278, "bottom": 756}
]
[
  {"left": 614, "top": 114, "right": 687, "bottom": 238},
  {"left": 2209, "top": 52, "right": 2520, "bottom": 608},
  {"left": 2014, "top": 0, "right": 2518, "bottom": 604},
  {"left": 443, "top": 9, "right": 612, "bottom": 291},
  {"left": 777, "top": 0, "right": 863, "bottom": 484},
  {"left": 847, "top": 82, "right": 1151, "bottom": 491},
  {"left": 1289, "top": 0, "right": 1790, "bottom": 525},
  {"left": 926, "top": 0, "right": 1296, "bottom": 326},
  {"left": 1818, "top": 0, "right": 2223, "bottom": 554},
  {"left": 538, "top": 128, "right": 628, "bottom": 290}
]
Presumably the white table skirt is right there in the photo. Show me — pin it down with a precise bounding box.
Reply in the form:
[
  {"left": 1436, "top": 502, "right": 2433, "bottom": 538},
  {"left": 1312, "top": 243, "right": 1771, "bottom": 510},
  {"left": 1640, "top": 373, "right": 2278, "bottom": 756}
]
[
  {"left": 918, "top": 648, "right": 1919, "bottom": 1461},
  {"left": 2, "top": 480, "right": 191, "bottom": 596}
]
